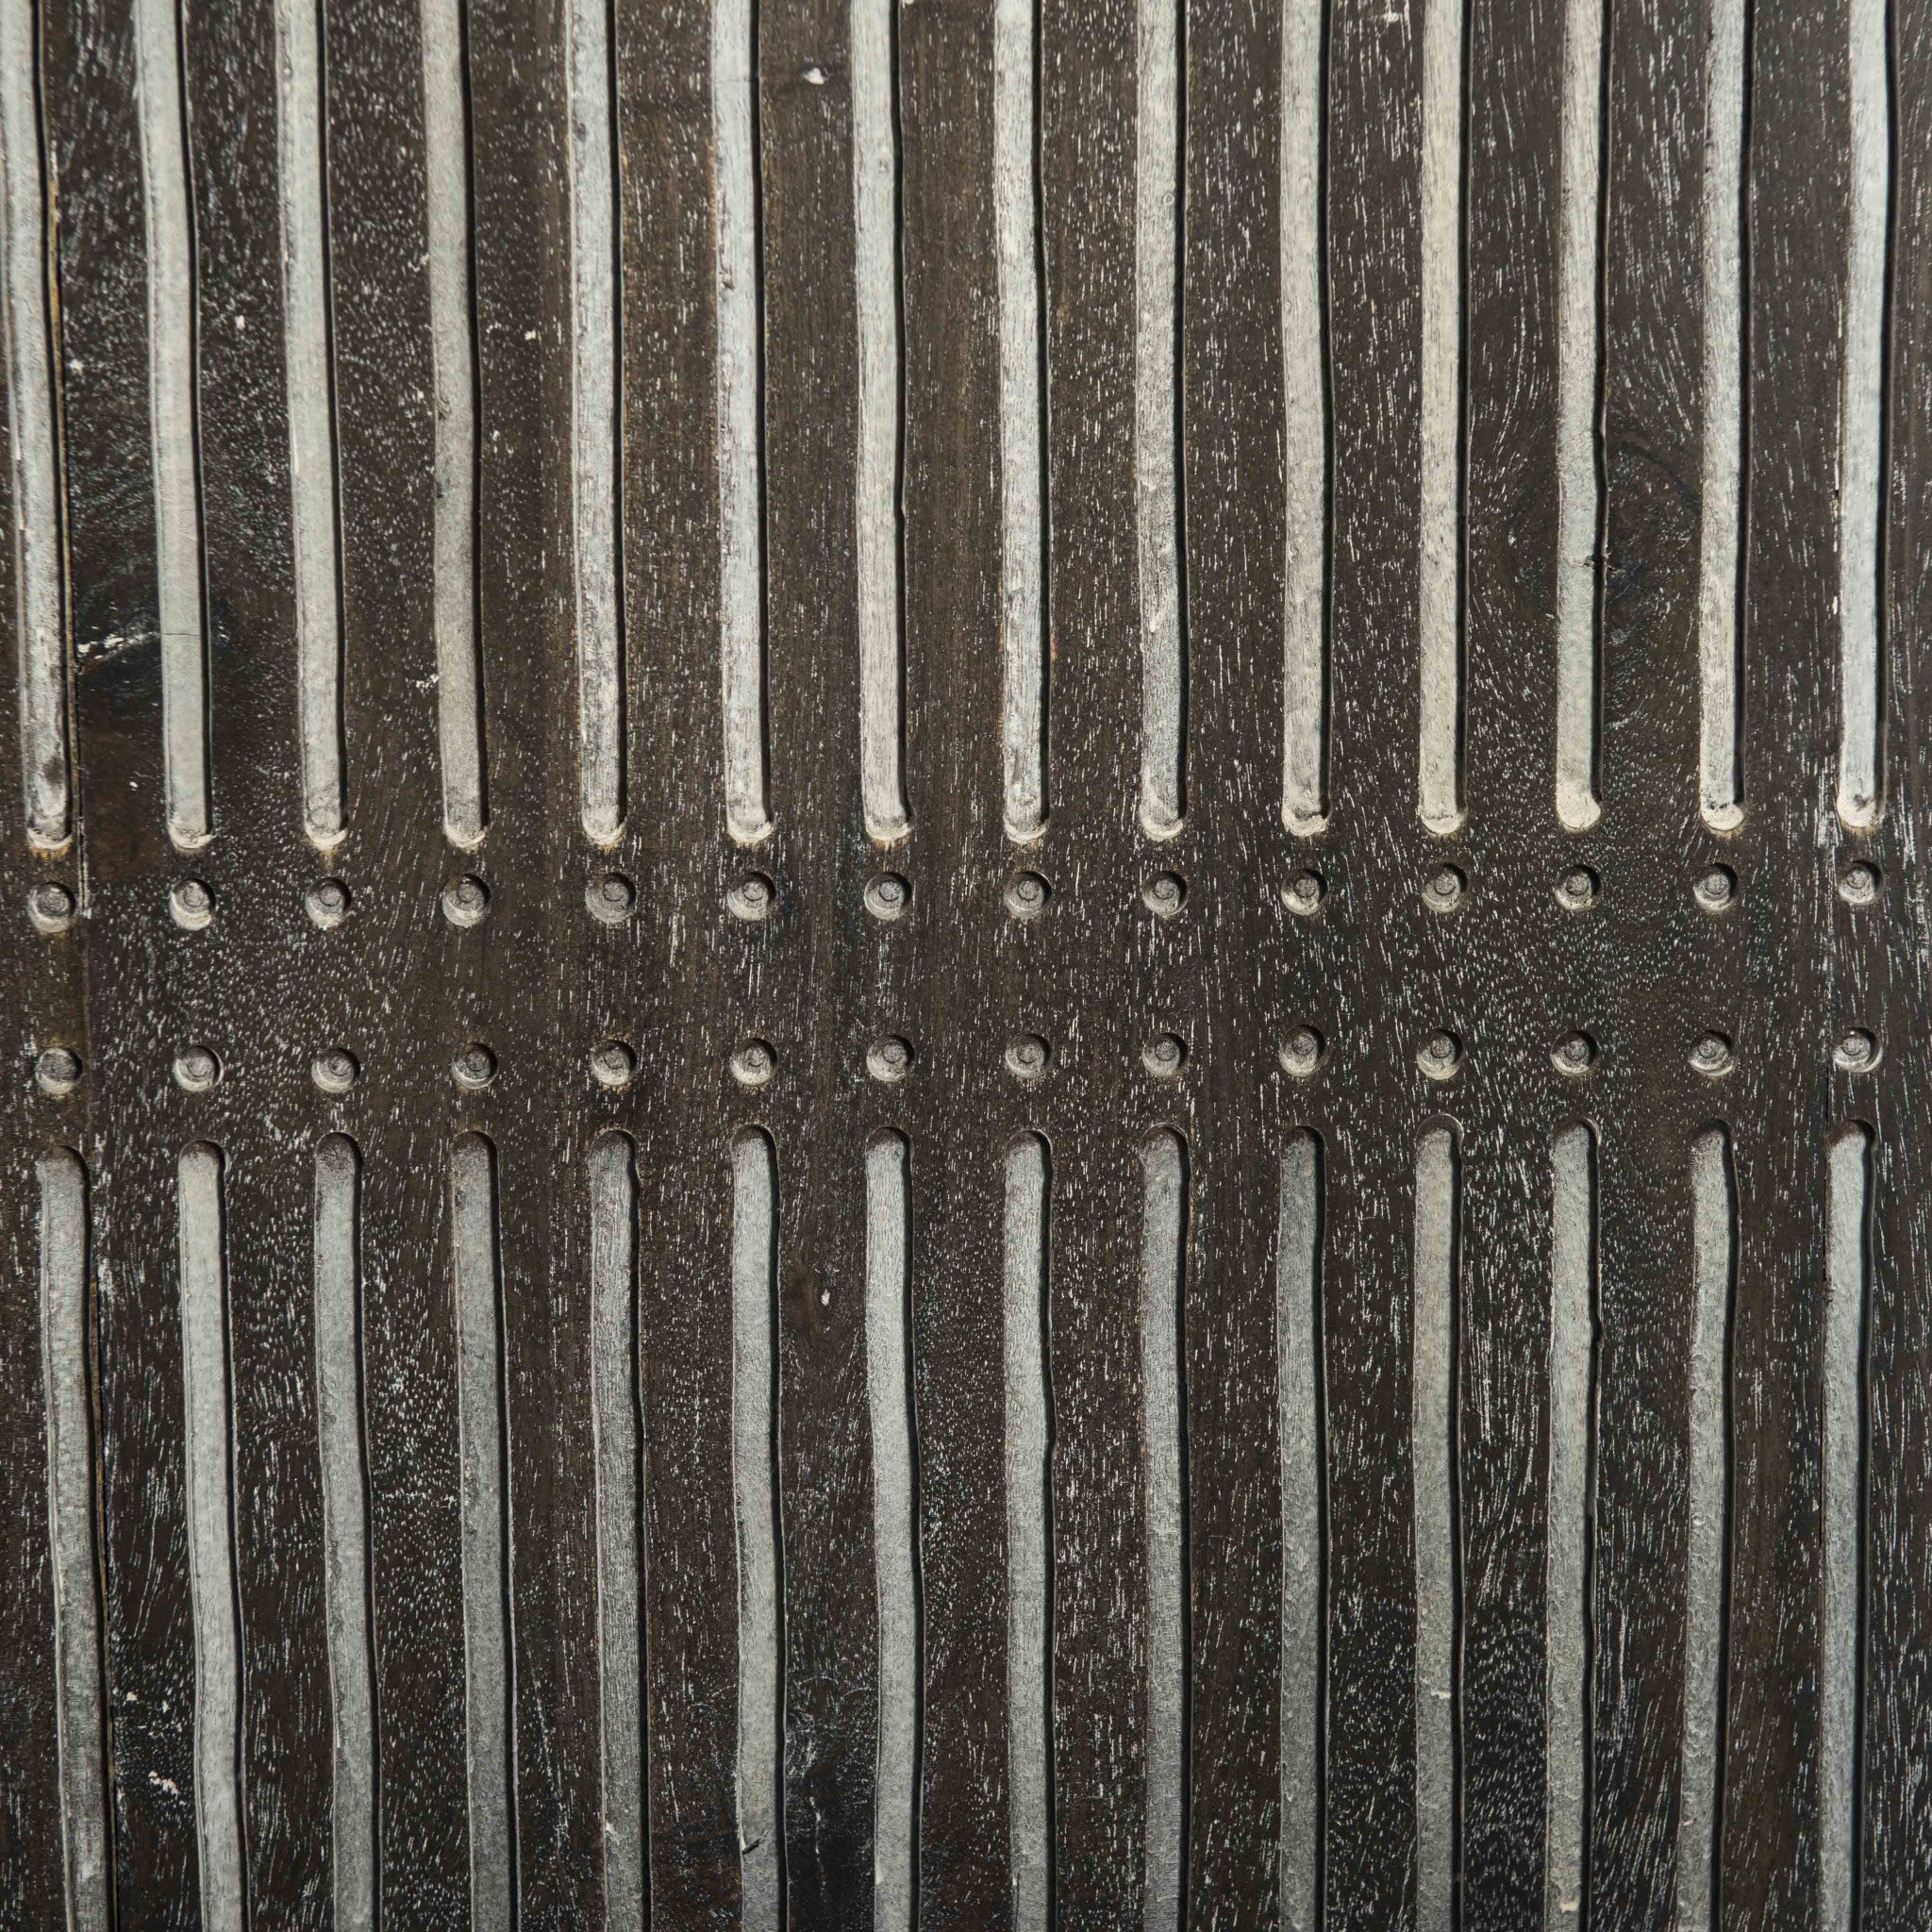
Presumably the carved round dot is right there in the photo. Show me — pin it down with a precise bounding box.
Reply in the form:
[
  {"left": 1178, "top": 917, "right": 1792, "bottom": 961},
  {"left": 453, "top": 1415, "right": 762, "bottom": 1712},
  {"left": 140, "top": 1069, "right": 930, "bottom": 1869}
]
[
  {"left": 1142, "top": 1032, "right": 1187, "bottom": 1079},
  {"left": 1279, "top": 1027, "right": 1324, "bottom": 1079},
  {"left": 1005, "top": 1033, "right": 1051, "bottom": 1083},
  {"left": 174, "top": 1046, "right": 222, "bottom": 1094},
  {"left": 867, "top": 1035, "right": 914, "bottom": 1084},
  {"left": 28, "top": 882, "right": 75, "bottom": 934},
  {"left": 305, "top": 878, "right": 351, "bottom": 929},
  {"left": 1839, "top": 861, "right": 1881, "bottom": 908},
  {"left": 1692, "top": 866, "right": 1736, "bottom": 912},
  {"left": 591, "top": 1040, "right": 636, "bottom": 1091},
  {"left": 441, "top": 874, "right": 489, "bottom": 928},
  {"left": 1281, "top": 870, "right": 1324, "bottom": 917},
  {"left": 864, "top": 873, "right": 911, "bottom": 923},
  {"left": 588, "top": 873, "right": 637, "bottom": 924},
  {"left": 1690, "top": 1032, "right": 1734, "bottom": 1078},
  {"left": 1555, "top": 867, "right": 1599, "bottom": 912},
  {"left": 1422, "top": 864, "right": 1465, "bottom": 913},
  {"left": 727, "top": 874, "right": 775, "bottom": 922},
  {"left": 1141, "top": 873, "right": 1186, "bottom": 920},
  {"left": 311, "top": 1048, "right": 359, "bottom": 1095},
  {"left": 1552, "top": 1031, "right": 1596, "bottom": 1076},
  {"left": 1834, "top": 1027, "right": 1879, "bottom": 1074},
  {"left": 1004, "top": 871, "right": 1050, "bottom": 921},
  {"left": 729, "top": 1039, "right": 776, "bottom": 1089},
  {"left": 452, "top": 1043, "right": 497, "bottom": 1091},
  {"left": 1418, "top": 1031, "right": 1463, "bottom": 1081},
  {"left": 35, "top": 1047, "right": 81, "bottom": 1097},
  {"left": 168, "top": 877, "right": 213, "bottom": 931}
]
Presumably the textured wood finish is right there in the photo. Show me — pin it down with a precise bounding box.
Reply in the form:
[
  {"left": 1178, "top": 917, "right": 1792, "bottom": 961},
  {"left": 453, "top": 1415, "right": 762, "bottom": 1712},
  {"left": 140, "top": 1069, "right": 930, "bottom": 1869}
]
[{"left": 5, "top": 0, "right": 1931, "bottom": 1924}]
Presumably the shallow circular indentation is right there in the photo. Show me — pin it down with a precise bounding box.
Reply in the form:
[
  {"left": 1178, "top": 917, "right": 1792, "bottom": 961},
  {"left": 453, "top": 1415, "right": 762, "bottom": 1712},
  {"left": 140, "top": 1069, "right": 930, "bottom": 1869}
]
[
  {"left": 587, "top": 874, "right": 637, "bottom": 924},
  {"left": 1690, "top": 1032, "right": 1734, "bottom": 1078},
  {"left": 1141, "top": 1032, "right": 1186, "bottom": 1079},
  {"left": 1552, "top": 1031, "right": 1596, "bottom": 1076},
  {"left": 1281, "top": 870, "right": 1324, "bottom": 917},
  {"left": 1692, "top": 866, "right": 1736, "bottom": 913},
  {"left": 441, "top": 874, "right": 489, "bottom": 928},
  {"left": 1141, "top": 873, "right": 1185, "bottom": 920},
  {"left": 864, "top": 873, "right": 911, "bottom": 923},
  {"left": 867, "top": 1035, "right": 914, "bottom": 1084},
  {"left": 28, "top": 882, "right": 75, "bottom": 935},
  {"left": 170, "top": 878, "right": 214, "bottom": 931},
  {"left": 1004, "top": 871, "right": 1050, "bottom": 921},
  {"left": 305, "top": 878, "right": 351, "bottom": 930},
  {"left": 591, "top": 1040, "right": 636, "bottom": 1090},
  {"left": 1555, "top": 867, "right": 1599, "bottom": 912},
  {"left": 1838, "top": 862, "right": 1880, "bottom": 908},
  {"left": 311, "top": 1048, "right": 359, "bottom": 1095},
  {"left": 1005, "top": 1033, "right": 1051, "bottom": 1083},
  {"left": 174, "top": 1046, "right": 222, "bottom": 1094},
  {"left": 1834, "top": 1027, "right": 1879, "bottom": 1074},
  {"left": 729, "top": 1039, "right": 776, "bottom": 1089},
  {"left": 1418, "top": 1031, "right": 1463, "bottom": 1081},
  {"left": 35, "top": 1046, "right": 81, "bottom": 1097},
  {"left": 1422, "top": 865, "right": 1465, "bottom": 912},
  {"left": 727, "top": 874, "right": 775, "bottom": 922},
  {"left": 1279, "top": 1027, "right": 1324, "bottom": 1079},
  {"left": 452, "top": 1043, "right": 497, "bottom": 1091}
]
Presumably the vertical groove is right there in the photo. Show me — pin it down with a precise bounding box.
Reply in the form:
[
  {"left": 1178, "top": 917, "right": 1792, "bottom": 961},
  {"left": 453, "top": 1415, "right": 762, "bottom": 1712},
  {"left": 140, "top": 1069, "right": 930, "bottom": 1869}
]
[
  {"left": 1545, "top": 1127, "right": 1594, "bottom": 1929},
  {"left": 854, "top": 0, "right": 906, "bottom": 844},
  {"left": 590, "top": 1135, "right": 643, "bottom": 1929},
  {"left": 866, "top": 1136, "right": 916, "bottom": 1932},
  {"left": 1413, "top": 1129, "right": 1456, "bottom": 1932},
  {"left": 1418, "top": 0, "right": 1463, "bottom": 835},
  {"left": 0, "top": 0, "right": 66, "bottom": 850},
  {"left": 732, "top": 1131, "right": 781, "bottom": 1930},
  {"left": 570, "top": 0, "right": 622, "bottom": 843},
  {"left": 994, "top": 0, "right": 1044, "bottom": 841},
  {"left": 1135, "top": 0, "right": 1181, "bottom": 838},
  {"left": 1821, "top": 1127, "right": 1871, "bottom": 1929},
  {"left": 1555, "top": 0, "right": 1605, "bottom": 829},
  {"left": 450, "top": 1134, "right": 513, "bottom": 1926},
  {"left": 275, "top": 0, "right": 344, "bottom": 848},
  {"left": 423, "top": 0, "right": 482, "bottom": 846},
  {"left": 39, "top": 1150, "right": 108, "bottom": 1931},
  {"left": 313, "top": 1138, "right": 375, "bottom": 1932},
  {"left": 177, "top": 1145, "right": 242, "bottom": 1931},
  {"left": 1279, "top": 0, "right": 1325, "bottom": 835},
  {"left": 1005, "top": 1134, "right": 1051, "bottom": 1930},
  {"left": 134, "top": 0, "right": 208, "bottom": 847},
  {"left": 1140, "top": 1133, "right": 1186, "bottom": 1926},
  {"left": 716, "top": 0, "right": 768, "bottom": 844},
  {"left": 1676, "top": 1128, "right": 1735, "bottom": 1931},
  {"left": 1839, "top": 0, "right": 1889, "bottom": 826},
  {"left": 1278, "top": 1136, "right": 1321, "bottom": 1932},
  {"left": 1698, "top": 0, "right": 1745, "bottom": 829}
]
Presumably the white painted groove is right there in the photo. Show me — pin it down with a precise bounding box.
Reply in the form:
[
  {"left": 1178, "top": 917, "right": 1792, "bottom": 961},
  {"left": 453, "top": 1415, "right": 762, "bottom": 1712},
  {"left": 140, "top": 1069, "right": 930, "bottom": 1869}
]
[
  {"left": 1822, "top": 1127, "right": 1870, "bottom": 1930},
  {"left": 313, "top": 1138, "right": 375, "bottom": 1932},
  {"left": 732, "top": 1132, "right": 781, "bottom": 1931},
  {"left": 854, "top": 0, "right": 907, "bottom": 846},
  {"left": 1697, "top": 0, "right": 1745, "bottom": 831},
  {"left": 1135, "top": 0, "right": 1182, "bottom": 840},
  {"left": 1545, "top": 1127, "right": 1593, "bottom": 1931},
  {"left": 1555, "top": 0, "right": 1604, "bottom": 830},
  {"left": 450, "top": 1136, "right": 512, "bottom": 1927},
  {"left": 1417, "top": 0, "right": 1463, "bottom": 835},
  {"left": 994, "top": 0, "right": 1044, "bottom": 842},
  {"left": 1839, "top": 0, "right": 1889, "bottom": 829},
  {"left": 1277, "top": 1137, "right": 1320, "bottom": 1932},
  {"left": 1141, "top": 1133, "right": 1186, "bottom": 1927},
  {"left": 1005, "top": 1135, "right": 1051, "bottom": 1931},
  {"left": 423, "top": 0, "right": 482, "bottom": 848},
  {"left": 715, "top": 0, "right": 769, "bottom": 845},
  {"left": 570, "top": 0, "right": 623, "bottom": 845},
  {"left": 1676, "top": 1129, "right": 1733, "bottom": 1932},
  {"left": 39, "top": 1151, "right": 108, "bottom": 1932},
  {"left": 275, "top": 0, "right": 344, "bottom": 849},
  {"left": 177, "top": 1146, "right": 242, "bottom": 1932},
  {"left": 0, "top": 0, "right": 67, "bottom": 851},
  {"left": 134, "top": 0, "right": 208, "bottom": 848},
  {"left": 590, "top": 1135, "right": 644, "bottom": 1929},
  {"left": 1413, "top": 1129, "right": 1456, "bottom": 1932},
  {"left": 866, "top": 1136, "right": 916, "bottom": 1932},
  {"left": 1279, "top": 0, "right": 1325, "bottom": 836}
]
